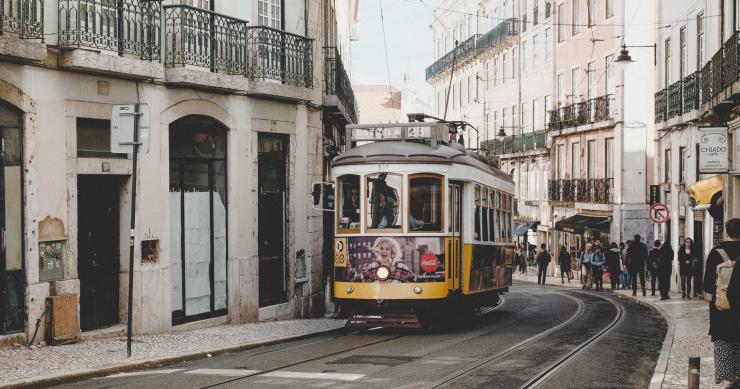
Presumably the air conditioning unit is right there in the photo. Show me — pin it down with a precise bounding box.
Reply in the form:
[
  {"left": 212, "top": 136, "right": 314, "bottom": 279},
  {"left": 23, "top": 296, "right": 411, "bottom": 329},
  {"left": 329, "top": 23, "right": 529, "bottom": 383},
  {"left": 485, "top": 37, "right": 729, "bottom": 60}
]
[{"left": 46, "top": 294, "right": 79, "bottom": 345}]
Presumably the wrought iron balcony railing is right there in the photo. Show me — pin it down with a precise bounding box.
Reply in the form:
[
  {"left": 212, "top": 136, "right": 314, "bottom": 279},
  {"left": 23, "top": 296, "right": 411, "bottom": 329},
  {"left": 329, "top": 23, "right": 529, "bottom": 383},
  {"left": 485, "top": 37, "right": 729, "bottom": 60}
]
[
  {"left": 164, "top": 5, "right": 247, "bottom": 73},
  {"left": 655, "top": 89, "right": 666, "bottom": 123},
  {"left": 476, "top": 17, "right": 518, "bottom": 54},
  {"left": 246, "top": 25, "right": 313, "bottom": 87},
  {"left": 547, "top": 95, "right": 611, "bottom": 131},
  {"left": 723, "top": 31, "right": 739, "bottom": 90},
  {"left": 547, "top": 178, "right": 613, "bottom": 204},
  {"left": 683, "top": 72, "right": 699, "bottom": 114},
  {"left": 426, "top": 34, "right": 479, "bottom": 80},
  {"left": 701, "top": 61, "right": 712, "bottom": 104},
  {"left": 711, "top": 49, "right": 724, "bottom": 99},
  {"left": 324, "top": 47, "right": 358, "bottom": 123},
  {"left": 485, "top": 130, "right": 547, "bottom": 156},
  {"left": 60, "top": 0, "right": 161, "bottom": 59},
  {"left": 1, "top": 0, "right": 43, "bottom": 39},
  {"left": 667, "top": 80, "right": 683, "bottom": 119}
]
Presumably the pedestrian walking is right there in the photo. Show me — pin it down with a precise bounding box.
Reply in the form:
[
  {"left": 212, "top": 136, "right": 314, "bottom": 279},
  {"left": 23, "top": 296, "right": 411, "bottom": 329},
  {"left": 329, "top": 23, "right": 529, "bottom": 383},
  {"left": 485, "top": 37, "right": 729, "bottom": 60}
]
[
  {"left": 536, "top": 243, "right": 551, "bottom": 285},
  {"left": 580, "top": 243, "right": 593, "bottom": 290},
  {"left": 658, "top": 241, "right": 673, "bottom": 300},
  {"left": 619, "top": 241, "right": 631, "bottom": 289},
  {"left": 559, "top": 245, "right": 571, "bottom": 284},
  {"left": 647, "top": 240, "right": 661, "bottom": 296},
  {"left": 679, "top": 238, "right": 700, "bottom": 299},
  {"left": 591, "top": 245, "right": 606, "bottom": 291},
  {"left": 514, "top": 245, "right": 524, "bottom": 275},
  {"left": 627, "top": 235, "right": 648, "bottom": 296},
  {"left": 702, "top": 218, "right": 740, "bottom": 388},
  {"left": 606, "top": 242, "right": 622, "bottom": 291}
]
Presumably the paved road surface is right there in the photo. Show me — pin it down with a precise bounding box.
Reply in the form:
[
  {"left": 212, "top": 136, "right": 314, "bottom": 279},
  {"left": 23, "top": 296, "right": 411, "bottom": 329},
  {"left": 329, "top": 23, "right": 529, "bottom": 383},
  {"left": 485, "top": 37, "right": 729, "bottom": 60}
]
[{"left": 52, "top": 285, "right": 666, "bottom": 389}]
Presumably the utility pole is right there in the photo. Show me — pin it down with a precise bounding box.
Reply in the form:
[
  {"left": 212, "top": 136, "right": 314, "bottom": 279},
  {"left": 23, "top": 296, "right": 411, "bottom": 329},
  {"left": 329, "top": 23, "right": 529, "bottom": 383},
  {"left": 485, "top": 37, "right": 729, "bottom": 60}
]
[{"left": 125, "top": 104, "right": 142, "bottom": 358}]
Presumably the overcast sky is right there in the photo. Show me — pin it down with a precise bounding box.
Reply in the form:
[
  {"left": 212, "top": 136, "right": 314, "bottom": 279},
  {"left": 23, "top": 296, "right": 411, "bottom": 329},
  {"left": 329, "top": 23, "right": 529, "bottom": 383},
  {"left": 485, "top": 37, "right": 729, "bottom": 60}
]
[{"left": 351, "top": 0, "right": 444, "bottom": 104}]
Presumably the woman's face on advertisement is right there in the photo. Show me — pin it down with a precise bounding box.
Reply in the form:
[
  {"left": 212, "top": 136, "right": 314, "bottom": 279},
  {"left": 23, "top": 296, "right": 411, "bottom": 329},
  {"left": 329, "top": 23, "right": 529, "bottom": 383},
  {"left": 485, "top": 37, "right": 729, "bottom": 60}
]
[{"left": 378, "top": 241, "right": 392, "bottom": 260}]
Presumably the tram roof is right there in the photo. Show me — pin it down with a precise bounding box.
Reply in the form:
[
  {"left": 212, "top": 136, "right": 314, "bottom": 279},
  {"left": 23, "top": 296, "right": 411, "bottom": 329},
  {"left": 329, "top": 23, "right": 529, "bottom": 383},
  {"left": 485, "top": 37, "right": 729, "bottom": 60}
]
[{"left": 332, "top": 141, "right": 514, "bottom": 183}]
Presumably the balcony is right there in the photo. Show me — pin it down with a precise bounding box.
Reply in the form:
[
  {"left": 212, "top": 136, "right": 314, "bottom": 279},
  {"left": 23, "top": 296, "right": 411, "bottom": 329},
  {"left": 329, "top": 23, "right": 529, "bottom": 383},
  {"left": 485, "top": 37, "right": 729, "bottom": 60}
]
[
  {"left": 426, "top": 34, "right": 479, "bottom": 80},
  {"left": 58, "top": 0, "right": 162, "bottom": 78},
  {"left": 654, "top": 89, "right": 666, "bottom": 123},
  {"left": 683, "top": 72, "right": 699, "bottom": 114},
  {"left": 548, "top": 178, "right": 614, "bottom": 204},
  {"left": 666, "top": 80, "right": 683, "bottom": 119},
  {"left": 475, "top": 18, "right": 517, "bottom": 55},
  {"left": 701, "top": 61, "right": 712, "bottom": 105},
  {"left": 324, "top": 47, "right": 358, "bottom": 124},
  {"left": 547, "top": 95, "right": 612, "bottom": 131},
  {"left": 163, "top": 5, "right": 312, "bottom": 95},
  {"left": 0, "top": 0, "right": 45, "bottom": 61},
  {"left": 484, "top": 130, "right": 547, "bottom": 156}
]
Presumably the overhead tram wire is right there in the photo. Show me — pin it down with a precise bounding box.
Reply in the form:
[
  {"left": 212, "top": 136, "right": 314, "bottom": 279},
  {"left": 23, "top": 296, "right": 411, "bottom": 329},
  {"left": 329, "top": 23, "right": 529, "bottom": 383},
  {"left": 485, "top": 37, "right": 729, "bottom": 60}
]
[{"left": 378, "top": 0, "right": 399, "bottom": 122}]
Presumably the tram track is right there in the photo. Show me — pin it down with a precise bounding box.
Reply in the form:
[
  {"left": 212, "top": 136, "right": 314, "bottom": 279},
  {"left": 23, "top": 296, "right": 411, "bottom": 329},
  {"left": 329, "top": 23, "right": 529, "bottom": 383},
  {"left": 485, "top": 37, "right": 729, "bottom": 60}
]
[{"left": 198, "top": 296, "right": 510, "bottom": 388}]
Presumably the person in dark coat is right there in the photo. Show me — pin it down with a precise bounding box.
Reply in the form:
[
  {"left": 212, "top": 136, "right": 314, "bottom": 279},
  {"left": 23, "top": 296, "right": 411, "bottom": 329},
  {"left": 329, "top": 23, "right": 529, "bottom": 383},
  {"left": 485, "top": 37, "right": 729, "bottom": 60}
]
[
  {"left": 658, "top": 241, "right": 674, "bottom": 300},
  {"left": 627, "top": 235, "right": 649, "bottom": 296},
  {"left": 606, "top": 242, "right": 622, "bottom": 291},
  {"left": 647, "top": 240, "right": 661, "bottom": 296},
  {"left": 678, "top": 238, "right": 700, "bottom": 299},
  {"left": 537, "top": 243, "right": 551, "bottom": 285},
  {"left": 559, "top": 245, "right": 571, "bottom": 284},
  {"left": 703, "top": 218, "right": 740, "bottom": 388}
]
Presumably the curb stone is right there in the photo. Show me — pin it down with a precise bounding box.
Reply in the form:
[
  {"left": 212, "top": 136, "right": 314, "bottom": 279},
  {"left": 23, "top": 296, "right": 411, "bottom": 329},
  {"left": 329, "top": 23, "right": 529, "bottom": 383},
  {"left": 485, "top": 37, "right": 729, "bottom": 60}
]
[
  {"left": 1, "top": 326, "right": 346, "bottom": 389},
  {"left": 513, "top": 278, "right": 672, "bottom": 389}
]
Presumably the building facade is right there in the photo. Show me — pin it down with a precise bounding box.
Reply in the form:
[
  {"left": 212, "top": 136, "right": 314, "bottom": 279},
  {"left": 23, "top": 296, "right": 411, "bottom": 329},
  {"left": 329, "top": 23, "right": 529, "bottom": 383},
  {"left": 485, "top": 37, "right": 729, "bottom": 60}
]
[
  {"left": 426, "top": 0, "right": 553, "bottom": 249},
  {"left": 653, "top": 0, "right": 740, "bottom": 289},
  {"left": 0, "top": 0, "right": 358, "bottom": 345}
]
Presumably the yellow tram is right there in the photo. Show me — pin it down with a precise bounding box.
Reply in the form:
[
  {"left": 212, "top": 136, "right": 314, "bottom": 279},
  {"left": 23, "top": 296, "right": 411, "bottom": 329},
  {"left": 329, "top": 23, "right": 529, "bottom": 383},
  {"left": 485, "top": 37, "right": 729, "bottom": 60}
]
[{"left": 330, "top": 122, "right": 516, "bottom": 328}]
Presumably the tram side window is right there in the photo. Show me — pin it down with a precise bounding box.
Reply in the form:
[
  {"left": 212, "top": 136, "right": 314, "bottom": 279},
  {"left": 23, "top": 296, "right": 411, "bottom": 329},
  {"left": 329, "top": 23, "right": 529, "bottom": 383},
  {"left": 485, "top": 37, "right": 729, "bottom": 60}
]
[
  {"left": 495, "top": 191, "right": 502, "bottom": 242},
  {"left": 488, "top": 190, "right": 495, "bottom": 242},
  {"left": 337, "top": 175, "right": 360, "bottom": 231},
  {"left": 505, "top": 194, "right": 512, "bottom": 241},
  {"left": 366, "top": 173, "right": 403, "bottom": 230},
  {"left": 481, "top": 188, "right": 489, "bottom": 241},
  {"left": 409, "top": 175, "right": 443, "bottom": 231},
  {"left": 474, "top": 185, "right": 481, "bottom": 240}
]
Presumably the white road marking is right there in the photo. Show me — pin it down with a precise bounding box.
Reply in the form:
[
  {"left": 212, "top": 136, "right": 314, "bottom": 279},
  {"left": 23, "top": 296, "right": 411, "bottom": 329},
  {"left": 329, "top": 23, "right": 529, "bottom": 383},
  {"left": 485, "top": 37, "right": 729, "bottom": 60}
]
[
  {"left": 262, "top": 371, "right": 365, "bottom": 381},
  {"left": 105, "top": 369, "right": 184, "bottom": 378},
  {"left": 185, "top": 368, "right": 261, "bottom": 376}
]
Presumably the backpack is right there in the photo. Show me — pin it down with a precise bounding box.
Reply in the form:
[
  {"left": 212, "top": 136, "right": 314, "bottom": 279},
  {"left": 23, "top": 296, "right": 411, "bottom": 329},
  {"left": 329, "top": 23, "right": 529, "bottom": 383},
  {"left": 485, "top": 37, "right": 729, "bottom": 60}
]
[{"left": 715, "top": 249, "right": 737, "bottom": 311}]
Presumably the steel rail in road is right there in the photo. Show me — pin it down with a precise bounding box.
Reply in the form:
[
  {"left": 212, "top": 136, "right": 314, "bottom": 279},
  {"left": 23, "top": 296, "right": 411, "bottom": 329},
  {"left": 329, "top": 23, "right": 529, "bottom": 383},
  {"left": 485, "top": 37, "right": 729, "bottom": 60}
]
[
  {"left": 517, "top": 292, "right": 625, "bottom": 389},
  {"left": 427, "top": 292, "right": 586, "bottom": 389},
  {"left": 200, "top": 297, "right": 508, "bottom": 388}
]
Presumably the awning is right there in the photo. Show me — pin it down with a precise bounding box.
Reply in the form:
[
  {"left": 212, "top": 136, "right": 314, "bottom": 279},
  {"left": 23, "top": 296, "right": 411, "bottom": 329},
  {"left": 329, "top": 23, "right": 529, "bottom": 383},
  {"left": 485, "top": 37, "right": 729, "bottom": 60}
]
[
  {"left": 688, "top": 175, "right": 723, "bottom": 205},
  {"left": 554, "top": 215, "right": 610, "bottom": 235},
  {"left": 515, "top": 221, "right": 540, "bottom": 236}
]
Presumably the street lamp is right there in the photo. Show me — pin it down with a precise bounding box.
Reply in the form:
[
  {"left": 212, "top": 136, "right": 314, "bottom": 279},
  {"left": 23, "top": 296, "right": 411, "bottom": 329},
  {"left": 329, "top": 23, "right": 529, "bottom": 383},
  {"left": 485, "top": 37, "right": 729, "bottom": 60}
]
[
  {"left": 614, "top": 43, "right": 657, "bottom": 65},
  {"left": 496, "top": 126, "right": 507, "bottom": 141}
]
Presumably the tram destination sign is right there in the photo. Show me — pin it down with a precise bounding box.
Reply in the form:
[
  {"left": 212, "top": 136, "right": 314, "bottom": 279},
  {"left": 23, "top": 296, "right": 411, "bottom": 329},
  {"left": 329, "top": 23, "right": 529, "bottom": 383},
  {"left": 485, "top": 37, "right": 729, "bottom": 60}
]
[{"left": 348, "top": 123, "right": 447, "bottom": 144}]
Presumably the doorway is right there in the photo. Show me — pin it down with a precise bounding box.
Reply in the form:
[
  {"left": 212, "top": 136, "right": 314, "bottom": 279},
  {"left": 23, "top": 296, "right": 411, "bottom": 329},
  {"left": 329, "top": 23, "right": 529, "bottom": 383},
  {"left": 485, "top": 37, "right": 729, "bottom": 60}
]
[
  {"left": 77, "top": 175, "right": 121, "bottom": 331},
  {"left": 258, "top": 133, "right": 289, "bottom": 307}
]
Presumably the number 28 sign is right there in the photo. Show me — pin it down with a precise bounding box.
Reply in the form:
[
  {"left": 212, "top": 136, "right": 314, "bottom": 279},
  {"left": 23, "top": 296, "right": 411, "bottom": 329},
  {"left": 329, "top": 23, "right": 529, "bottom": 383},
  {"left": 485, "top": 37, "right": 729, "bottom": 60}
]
[{"left": 649, "top": 203, "right": 670, "bottom": 224}]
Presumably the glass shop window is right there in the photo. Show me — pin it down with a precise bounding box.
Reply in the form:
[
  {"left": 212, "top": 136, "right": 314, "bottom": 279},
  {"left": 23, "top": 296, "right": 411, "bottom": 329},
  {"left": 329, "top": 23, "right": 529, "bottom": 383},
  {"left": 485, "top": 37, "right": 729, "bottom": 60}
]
[
  {"left": 337, "top": 175, "right": 360, "bottom": 232},
  {"left": 474, "top": 185, "right": 481, "bottom": 241},
  {"left": 408, "top": 175, "right": 443, "bottom": 232},
  {"left": 366, "top": 173, "right": 402, "bottom": 230}
]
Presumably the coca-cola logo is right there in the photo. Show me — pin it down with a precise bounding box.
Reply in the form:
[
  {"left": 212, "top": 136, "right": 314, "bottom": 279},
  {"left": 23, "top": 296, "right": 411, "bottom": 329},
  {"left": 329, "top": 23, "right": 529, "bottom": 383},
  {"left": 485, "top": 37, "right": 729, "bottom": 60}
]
[{"left": 420, "top": 253, "right": 439, "bottom": 273}]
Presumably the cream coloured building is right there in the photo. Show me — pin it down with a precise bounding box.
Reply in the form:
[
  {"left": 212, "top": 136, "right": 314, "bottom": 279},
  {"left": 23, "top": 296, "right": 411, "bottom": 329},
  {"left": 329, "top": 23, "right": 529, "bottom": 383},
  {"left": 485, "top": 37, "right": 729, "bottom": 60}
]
[{"left": 0, "top": 0, "right": 359, "bottom": 345}]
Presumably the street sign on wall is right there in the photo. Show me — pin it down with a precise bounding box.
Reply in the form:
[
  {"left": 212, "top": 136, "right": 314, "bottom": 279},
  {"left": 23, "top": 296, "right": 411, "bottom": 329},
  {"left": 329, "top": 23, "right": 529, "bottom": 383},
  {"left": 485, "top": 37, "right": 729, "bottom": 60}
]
[
  {"left": 648, "top": 203, "right": 670, "bottom": 224},
  {"left": 111, "top": 104, "right": 150, "bottom": 154},
  {"left": 649, "top": 185, "right": 661, "bottom": 205},
  {"left": 698, "top": 127, "right": 729, "bottom": 173}
]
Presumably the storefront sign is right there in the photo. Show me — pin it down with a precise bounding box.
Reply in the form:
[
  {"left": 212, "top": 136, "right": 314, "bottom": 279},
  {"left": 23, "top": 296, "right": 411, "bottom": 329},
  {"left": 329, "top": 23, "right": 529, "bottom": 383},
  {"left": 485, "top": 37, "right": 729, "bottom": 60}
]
[
  {"left": 649, "top": 185, "right": 661, "bottom": 205},
  {"left": 699, "top": 127, "right": 729, "bottom": 173}
]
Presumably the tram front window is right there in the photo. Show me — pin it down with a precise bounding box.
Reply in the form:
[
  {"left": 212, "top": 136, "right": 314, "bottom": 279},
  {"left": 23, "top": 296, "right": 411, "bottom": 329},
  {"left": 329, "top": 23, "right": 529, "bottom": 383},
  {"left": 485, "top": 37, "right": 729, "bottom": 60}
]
[
  {"left": 338, "top": 175, "right": 360, "bottom": 231},
  {"left": 367, "top": 173, "right": 402, "bottom": 230},
  {"left": 408, "top": 175, "right": 443, "bottom": 231}
]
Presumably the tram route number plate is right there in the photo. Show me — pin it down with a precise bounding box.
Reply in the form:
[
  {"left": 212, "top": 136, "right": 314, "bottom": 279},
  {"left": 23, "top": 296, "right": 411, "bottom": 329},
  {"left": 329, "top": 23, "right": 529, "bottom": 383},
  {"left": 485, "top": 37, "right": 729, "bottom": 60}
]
[{"left": 352, "top": 126, "right": 431, "bottom": 141}]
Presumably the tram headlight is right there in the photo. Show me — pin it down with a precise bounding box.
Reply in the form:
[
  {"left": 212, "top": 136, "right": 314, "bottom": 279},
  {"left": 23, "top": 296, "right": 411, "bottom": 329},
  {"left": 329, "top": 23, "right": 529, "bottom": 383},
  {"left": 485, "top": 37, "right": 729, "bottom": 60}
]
[
  {"left": 376, "top": 266, "right": 391, "bottom": 281},
  {"left": 413, "top": 286, "right": 423, "bottom": 294},
  {"left": 346, "top": 286, "right": 354, "bottom": 294}
]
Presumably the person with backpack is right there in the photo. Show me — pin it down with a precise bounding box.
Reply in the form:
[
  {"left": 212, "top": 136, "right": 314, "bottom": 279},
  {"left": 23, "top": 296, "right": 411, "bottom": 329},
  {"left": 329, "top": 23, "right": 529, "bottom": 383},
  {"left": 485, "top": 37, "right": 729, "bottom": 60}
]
[
  {"left": 647, "top": 240, "right": 661, "bottom": 296},
  {"left": 606, "top": 242, "right": 622, "bottom": 291},
  {"left": 591, "top": 245, "right": 606, "bottom": 291},
  {"left": 537, "top": 243, "right": 551, "bottom": 285},
  {"left": 703, "top": 218, "right": 740, "bottom": 388},
  {"left": 559, "top": 245, "right": 571, "bottom": 284},
  {"left": 658, "top": 241, "right": 674, "bottom": 300},
  {"left": 679, "top": 238, "right": 700, "bottom": 299}
]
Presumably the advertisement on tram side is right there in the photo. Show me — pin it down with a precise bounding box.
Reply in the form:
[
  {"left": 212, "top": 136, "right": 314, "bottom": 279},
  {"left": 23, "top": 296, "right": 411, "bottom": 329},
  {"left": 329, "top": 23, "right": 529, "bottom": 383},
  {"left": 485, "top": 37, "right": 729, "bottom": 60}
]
[
  {"left": 334, "top": 237, "right": 445, "bottom": 283},
  {"left": 468, "top": 245, "right": 513, "bottom": 292}
]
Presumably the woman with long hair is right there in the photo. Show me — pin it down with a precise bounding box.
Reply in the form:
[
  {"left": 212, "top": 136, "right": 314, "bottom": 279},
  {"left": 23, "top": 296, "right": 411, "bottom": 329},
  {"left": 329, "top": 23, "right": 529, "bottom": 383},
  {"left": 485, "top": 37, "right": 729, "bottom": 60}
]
[{"left": 678, "top": 238, "right": 700, "bottom": 299}]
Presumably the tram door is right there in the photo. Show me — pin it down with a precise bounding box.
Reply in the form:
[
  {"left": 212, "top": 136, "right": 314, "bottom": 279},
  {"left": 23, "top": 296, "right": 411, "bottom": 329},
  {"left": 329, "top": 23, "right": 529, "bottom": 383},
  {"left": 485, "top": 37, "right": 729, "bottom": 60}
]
[{"left": 447, "top": 183, "right": 463, "bottom": 290}]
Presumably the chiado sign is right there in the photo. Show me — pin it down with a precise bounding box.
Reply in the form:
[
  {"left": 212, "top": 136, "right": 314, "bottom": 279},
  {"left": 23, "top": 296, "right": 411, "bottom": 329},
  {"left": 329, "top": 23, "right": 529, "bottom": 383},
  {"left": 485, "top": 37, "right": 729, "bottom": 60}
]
[{"left": 699, "top": 127, "right": 729, "bottom": 173}]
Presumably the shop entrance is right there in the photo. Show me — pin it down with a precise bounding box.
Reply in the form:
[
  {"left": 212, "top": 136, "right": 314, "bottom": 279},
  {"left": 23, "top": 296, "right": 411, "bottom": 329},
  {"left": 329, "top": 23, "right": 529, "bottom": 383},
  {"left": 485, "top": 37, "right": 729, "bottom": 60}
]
[
  {"left": 77, "top": 175, "right": 121, "bottom": 331},
  {"left": 258, "top": 133, "right": 289, "bottom": 307}
]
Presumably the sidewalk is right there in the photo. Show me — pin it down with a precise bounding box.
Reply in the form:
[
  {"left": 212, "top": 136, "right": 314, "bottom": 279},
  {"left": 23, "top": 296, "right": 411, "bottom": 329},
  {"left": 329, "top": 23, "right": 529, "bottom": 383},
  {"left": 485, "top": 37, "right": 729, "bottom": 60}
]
[
  {"left": 514, "top": 270, "right": 715, "bottom": 388},
  {"left": 0, "top": 318, "right": 344, "bottom": 388}
]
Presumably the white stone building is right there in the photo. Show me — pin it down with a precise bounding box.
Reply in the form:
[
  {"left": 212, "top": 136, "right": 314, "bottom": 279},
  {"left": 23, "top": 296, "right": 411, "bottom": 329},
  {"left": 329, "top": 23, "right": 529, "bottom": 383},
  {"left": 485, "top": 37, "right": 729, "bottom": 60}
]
[{"left": 0, "top": 0, "right": 359, "bottom": 346}]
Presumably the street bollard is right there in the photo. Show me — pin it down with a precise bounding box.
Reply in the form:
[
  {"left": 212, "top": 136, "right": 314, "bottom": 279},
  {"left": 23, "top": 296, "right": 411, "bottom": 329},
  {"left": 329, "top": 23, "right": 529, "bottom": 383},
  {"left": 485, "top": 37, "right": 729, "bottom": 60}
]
[{"left": 688, "top": 356, "right": 700, "bottom": 389}]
